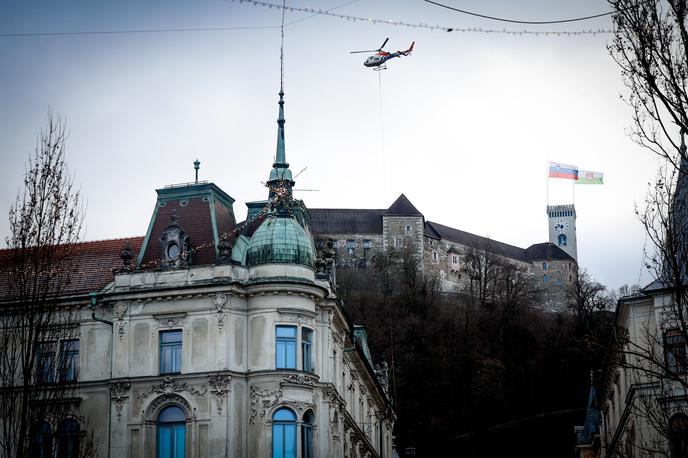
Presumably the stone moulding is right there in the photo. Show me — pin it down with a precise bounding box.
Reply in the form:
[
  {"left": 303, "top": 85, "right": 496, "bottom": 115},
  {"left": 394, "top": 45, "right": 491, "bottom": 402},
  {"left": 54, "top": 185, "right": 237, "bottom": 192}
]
[
  {"left": 208, "top": 372, "right": 232, "bottom": 415},
  {"left": 281, "top": 373, "right": 318, "bottom": 387},
  {"left": 109, "top": 380, "right": 131, "bottom": 421},
  {"left": 136, "top": 376, "right": 207, "bottom": 402},
  {"left": 249, "top": 385, "right": 283, "bottom": 424}
]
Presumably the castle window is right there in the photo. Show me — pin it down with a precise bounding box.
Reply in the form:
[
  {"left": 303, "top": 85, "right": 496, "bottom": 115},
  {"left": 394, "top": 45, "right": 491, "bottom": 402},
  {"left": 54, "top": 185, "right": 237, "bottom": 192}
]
[
  {"left": 543, "top": 274, "right": 549, "bottom": 282},
  {"left": 405, "top": 224, "right": 411, "bottom": 233},
  {"left": 363, "top": 240, "right": 372, "bottom": 262},
  {"left": 432, "top": 251, "right": 438, "bottom": 262},
  {"left": 558, "top": 234, "right": 567, "bottom": 247},
  {"left": 272, "top": 408, "right": 296, "bottom": 458},
  {"left": 160, "top": 330, "right": 182, "bottom": 375},
  {"left": 393, "top": 238, "right": 401, "bottom": 248},
  {"left": 542, "top": 262, "right": 548, "bottom": 270},
  {"left": 302, "top": 328, "right": 314, "bottom": 373},
  {"left": 276, "top": 326, "right": 297, "bottom": 369},
  {"left": 664, "top": 329, "right": 687, "bottom": 375},
  {"left": 347, "top": 240, "right": 355, "bottom": 255},
  {"left": 452, "top": 255, "right": 459, "bottom": 264}
]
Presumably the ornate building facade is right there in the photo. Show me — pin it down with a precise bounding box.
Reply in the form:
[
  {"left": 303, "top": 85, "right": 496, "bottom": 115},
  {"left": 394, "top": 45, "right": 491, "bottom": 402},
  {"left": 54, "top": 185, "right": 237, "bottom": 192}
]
[{"left": 0, "top": 91, "right": 394, "bottom": 458}]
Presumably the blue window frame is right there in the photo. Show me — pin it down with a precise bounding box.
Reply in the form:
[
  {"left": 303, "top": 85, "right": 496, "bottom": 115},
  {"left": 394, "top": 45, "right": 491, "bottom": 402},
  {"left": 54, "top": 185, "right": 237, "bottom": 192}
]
[
  {"left": 302, "top": 328, "right": 314, "bottom": 373},
  {"left": 272, "top": 408, "right": 296, "bottom": 458},
  {"left": 30, "top": 421, "right": 53, "bottom": 458},
  {"left": 542, "top": 262, "right": 548, "bottom": 270},
  {"left": 302, "top": 410, "right": 315, "bottom": 458},
  {"left": 543, "top": 274, "right": 549, "bottom": 282},
  {"left": 157, "top": 406, "right": 186, "bottom": 458},
  {"left": 276, "top": 326, "right": 297, "bottom": 369},
  {"left": 59, "top": 340, "right": 79, "bottom": 382},
  {"left": 558, "top": 234, "right": 567, "bottom": 247},
  {"left": 36, "top": 342, "right": 56, "bottom": 384},
  {"left": 57, "top": 419, "right": 80, "bottom": 458},
  {"left": 160, "top": 331, "right": 182, "bottom": 374}
]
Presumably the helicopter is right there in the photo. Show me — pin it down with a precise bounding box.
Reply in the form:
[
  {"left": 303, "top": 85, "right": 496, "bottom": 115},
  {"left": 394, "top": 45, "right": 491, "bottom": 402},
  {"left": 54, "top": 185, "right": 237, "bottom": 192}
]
[{"left": 350, "top": 38, "right": 415, "bottom": 70}]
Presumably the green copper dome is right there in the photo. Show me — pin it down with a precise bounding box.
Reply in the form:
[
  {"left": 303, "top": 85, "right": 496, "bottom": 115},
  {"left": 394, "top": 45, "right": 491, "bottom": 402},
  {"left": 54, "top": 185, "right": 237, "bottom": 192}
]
[{"left": 245, "top": 215, "right": 315, "bottom": 268}]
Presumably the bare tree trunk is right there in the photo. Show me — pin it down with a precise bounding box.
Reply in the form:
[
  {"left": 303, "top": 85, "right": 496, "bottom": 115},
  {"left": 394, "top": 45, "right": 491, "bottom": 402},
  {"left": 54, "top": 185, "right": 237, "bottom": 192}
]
[{"left": 0, "top": 112, "right": 95, "bottom": 458}]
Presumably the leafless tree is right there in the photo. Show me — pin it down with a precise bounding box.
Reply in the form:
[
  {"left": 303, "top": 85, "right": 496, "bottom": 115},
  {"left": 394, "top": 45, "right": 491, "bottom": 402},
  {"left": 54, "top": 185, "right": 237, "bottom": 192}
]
[
  {"left": 0, "top": 113, "right": 95, "bottom": 458},
  {"left": 609, "top": 0, "right": 688, "bottom": 171}
]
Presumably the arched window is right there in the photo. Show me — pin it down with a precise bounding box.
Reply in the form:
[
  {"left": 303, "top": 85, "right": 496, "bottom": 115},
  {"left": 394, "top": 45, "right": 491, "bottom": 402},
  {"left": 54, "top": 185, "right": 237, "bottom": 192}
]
[
  {"left": 558, "top": 234, "right": 567, "bottom": 247},
  {"left": 302, "top": 410, "right": 314, "bottom": 458},
  {"left": 57, "top": 419, "right": 80, "bottom": 458},
  {"left": 30, "top": 421, "right": 52, "bottom": 458},
  {"left": 273, "top": 408, "right": 296, "bottom": 458},
  {"left": 670, "top": 413, "right": 688, "bottom": 458},
  {"left": 157, "top": 405, "right": 186, "bottom": 458}
]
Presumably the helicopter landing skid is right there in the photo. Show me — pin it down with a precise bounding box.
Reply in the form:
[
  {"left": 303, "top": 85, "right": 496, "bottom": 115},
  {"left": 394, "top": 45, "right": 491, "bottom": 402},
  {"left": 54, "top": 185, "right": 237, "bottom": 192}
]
[{"left": 373, "top": 65, "right": 387, "bottom": 71}]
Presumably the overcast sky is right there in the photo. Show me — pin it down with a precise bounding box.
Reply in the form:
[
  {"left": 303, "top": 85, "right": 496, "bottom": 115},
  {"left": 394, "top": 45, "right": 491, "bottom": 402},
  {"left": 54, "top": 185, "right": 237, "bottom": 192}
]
[{"left": 0, "top": 0, "right": 660, "bottom": 290}]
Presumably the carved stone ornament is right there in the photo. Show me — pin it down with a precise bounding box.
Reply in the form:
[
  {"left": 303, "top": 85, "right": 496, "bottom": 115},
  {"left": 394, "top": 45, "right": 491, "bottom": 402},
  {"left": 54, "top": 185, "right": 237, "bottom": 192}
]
[
  {"left": 208, "top": 372, "right": 232, "bottom": 415},
  {"left": 249, "top": 385, "right": 283, "bottom": 424},
  {"left": 136, "top": 376, "right": 207, "bottom": 401},
  {"left": 214, "top": 293, "right": 227, "bottom": 312},
  {"left": 159, "top": 209, "right": 192, "bottom": 268},
  {"left": 114, "top": 301, "right": 128, "bottom": 321},
  {"left": 120, "top": 243, "right": 135, "bottom": 273},
  {"left": 109, "top": 381, "right": 131, "bottom": 420},
  {"left": 281, "top": 373, "right": 318, "bottom": 386}
]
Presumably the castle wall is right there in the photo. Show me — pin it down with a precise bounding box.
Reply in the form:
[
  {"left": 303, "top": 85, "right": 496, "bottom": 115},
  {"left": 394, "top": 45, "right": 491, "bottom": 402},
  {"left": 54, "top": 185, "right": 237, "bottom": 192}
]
[{"left": 314, "top": 234, "right": 383, "bottom": 269}]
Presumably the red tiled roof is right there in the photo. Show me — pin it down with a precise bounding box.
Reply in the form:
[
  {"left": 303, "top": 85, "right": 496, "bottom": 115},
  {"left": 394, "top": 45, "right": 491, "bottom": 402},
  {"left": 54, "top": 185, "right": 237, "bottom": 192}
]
[{"left": 0, "top": 236, "right": 144, "bottom": 299}]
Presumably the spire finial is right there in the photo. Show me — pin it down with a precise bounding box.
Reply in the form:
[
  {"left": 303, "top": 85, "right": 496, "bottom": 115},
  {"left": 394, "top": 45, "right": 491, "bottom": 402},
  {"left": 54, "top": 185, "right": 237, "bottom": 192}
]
[
  {"left": 275, "top": 91, "right": 287, "bottom": 166},
  {"left": 193, "top": 158, "right": 200, "bottom": 183}
]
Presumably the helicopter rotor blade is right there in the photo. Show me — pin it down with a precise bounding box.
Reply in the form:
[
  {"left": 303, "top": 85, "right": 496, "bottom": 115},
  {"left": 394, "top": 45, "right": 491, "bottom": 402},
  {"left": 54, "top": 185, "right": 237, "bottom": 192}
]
[
  {"left": 350, "top": 49, "right": 378, "bottom": 54},
  {"left": 379, "top": 38, "right": 389, "bottom": 50}
]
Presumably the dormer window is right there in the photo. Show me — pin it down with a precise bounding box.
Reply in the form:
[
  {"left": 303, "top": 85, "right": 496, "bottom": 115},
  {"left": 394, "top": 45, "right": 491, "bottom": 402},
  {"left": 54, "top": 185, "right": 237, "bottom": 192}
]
[
  {"left": 160, "top": 209, "right": 191, "bottom": 267},
  {"left": 166, "top": 242, "right": 180, "bottom": 260}
]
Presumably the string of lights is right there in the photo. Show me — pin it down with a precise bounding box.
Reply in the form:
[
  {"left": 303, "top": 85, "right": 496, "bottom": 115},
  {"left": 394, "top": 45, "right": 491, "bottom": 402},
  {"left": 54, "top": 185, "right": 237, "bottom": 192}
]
[
  {"left": 424, "top": 0, "right": 649, "bottom": 25},
  {"left": 233, "top": 0, "right": 614, "bottom": 36}
]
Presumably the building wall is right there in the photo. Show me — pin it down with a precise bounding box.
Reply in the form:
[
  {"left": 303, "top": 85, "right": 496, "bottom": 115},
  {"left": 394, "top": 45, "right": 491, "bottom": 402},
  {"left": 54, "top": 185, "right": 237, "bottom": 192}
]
[{"left": 45, "top": 262, "right": 393, "bottom": 458}]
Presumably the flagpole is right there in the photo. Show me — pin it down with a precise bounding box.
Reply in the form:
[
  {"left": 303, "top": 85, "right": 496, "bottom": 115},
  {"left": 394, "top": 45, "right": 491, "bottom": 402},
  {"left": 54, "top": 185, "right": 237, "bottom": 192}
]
[{"left": 546, "top": 162, "right": 549, "bottom": 207}]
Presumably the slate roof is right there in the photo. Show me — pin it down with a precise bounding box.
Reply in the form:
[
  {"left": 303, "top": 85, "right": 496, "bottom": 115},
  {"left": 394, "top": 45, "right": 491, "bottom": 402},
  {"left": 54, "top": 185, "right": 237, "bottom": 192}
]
[
  {"left": 0, "top": 236, "right": 144, "bottom": 299},
  {"left": 425, "top": 221, "right": 530, "bottom": 262},
  {"left": 523, "top": 242, "right": 575, "bottom": 262},
  {"left": 385, "top": 194, "right": 424, "bottom": 217},
  {"left": 309, "top": 208, "right": 384, "bottom": 234}
]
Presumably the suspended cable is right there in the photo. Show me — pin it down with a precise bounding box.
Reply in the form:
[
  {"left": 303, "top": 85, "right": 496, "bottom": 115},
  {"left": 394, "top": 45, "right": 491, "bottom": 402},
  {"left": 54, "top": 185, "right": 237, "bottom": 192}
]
[
  {"left": 0, "top": 0, "right": 359, "bottom": 39},
  {"left": 378, "top": 69, "right": 387, "bottom": 197},
  {"left": 0, "top": 24, "right": 280, "bottom": 38},
  {"left": 234, "top": 0, "right": 614, "bottom": 36},
  {"left": 284, "top": 0, "right": 361, "bottom": 26},
  {"left": 424, "top": 0, "right": 652, "bottom": 25}
]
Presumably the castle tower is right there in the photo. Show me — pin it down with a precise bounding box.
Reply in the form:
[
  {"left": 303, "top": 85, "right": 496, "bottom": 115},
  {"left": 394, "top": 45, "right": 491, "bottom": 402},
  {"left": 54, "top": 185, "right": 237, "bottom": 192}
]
[{"left": 547, "top": 204, "right": 577, "bottom": 261}]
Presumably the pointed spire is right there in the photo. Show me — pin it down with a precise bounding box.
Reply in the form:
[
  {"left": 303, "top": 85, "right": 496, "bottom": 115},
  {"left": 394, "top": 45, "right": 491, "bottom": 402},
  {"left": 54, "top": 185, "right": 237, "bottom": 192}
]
[{"left": 274, "top": 90, "right": 288, "bottom": 167}]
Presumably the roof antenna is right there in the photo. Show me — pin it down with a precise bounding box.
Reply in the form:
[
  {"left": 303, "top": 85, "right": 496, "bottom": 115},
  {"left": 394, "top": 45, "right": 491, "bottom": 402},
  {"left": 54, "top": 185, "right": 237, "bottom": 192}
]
[
  {"left": 194, "top": 158, "right": 200, "bottom": 183},
  {"left": 280, "top": 0, "right": 286, "bottom": 94}
]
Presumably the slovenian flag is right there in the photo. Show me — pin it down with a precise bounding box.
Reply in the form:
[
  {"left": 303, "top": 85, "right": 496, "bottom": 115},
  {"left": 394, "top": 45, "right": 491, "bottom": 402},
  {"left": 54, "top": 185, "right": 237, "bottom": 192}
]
[
  {"left": 576, "top": 170, "right": 604, "bottom": 185},
  {"left": 549, "top": 162, "right": 578, "bottom": 180}
]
